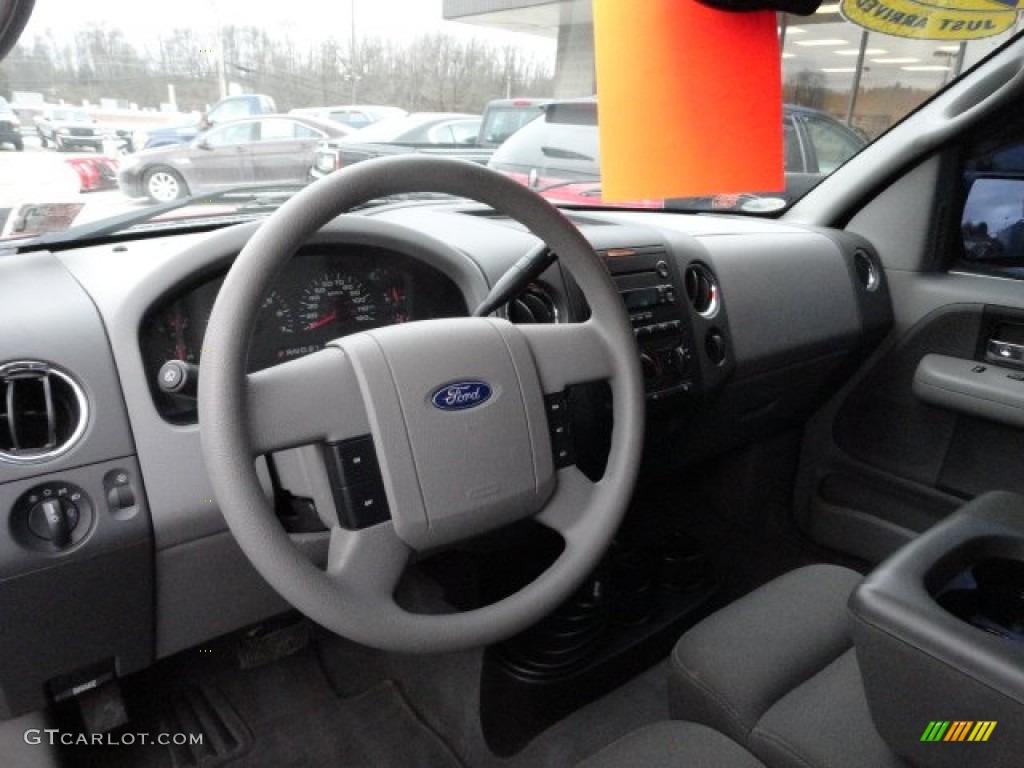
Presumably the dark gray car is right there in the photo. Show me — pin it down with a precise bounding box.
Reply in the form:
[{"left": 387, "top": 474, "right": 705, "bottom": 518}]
[
  {"left": 488, "top": 99, "right": 867, "bottom": 210},
  {"left": 117, "top": 115, "right": 351, "bottom": 203}
]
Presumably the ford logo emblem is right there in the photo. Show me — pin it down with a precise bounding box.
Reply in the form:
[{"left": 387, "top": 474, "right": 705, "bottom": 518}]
[{"left": 431, "top": 381, "right": 492, "bottom": 411}]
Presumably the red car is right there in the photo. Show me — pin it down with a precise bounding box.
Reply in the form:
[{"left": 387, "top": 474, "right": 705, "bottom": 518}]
[{"left": 64, "top": 155, "right": 119, "bottom": 192}]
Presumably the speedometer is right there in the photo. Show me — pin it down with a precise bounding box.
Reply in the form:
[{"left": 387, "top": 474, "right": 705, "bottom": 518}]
[{"left": 297, "top": 273, "right": 380, "bottom": 336}]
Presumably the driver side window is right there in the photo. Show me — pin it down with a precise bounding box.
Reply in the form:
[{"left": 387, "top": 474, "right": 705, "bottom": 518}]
[
  {"left": 804, "top": 116, "right": 861, "bottom": 175},
  {"left": 206, "top": 122, "right": 257, "bottom": 147}
]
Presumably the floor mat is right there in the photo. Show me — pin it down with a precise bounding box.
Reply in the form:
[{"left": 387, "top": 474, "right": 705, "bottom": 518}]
[
  {"left": 62, "top": 643, "right": 462, "bottom": 768},
  {"left": 229, "top": 680, "right": 462, "bottom": 768}
]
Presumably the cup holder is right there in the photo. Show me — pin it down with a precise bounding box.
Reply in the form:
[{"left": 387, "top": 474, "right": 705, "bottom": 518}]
[{"left": 932, "top": 554, "right": 1024, "bottom": 642}]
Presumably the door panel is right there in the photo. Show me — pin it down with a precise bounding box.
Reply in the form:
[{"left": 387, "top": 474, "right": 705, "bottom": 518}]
[
  {"left": 249, "top": 119, "right": 321, "bottom": 184},
  {"left": 189, "top": 122, "right": 256, "bottom": 189},
  {"left": 795, "top": 104, "right": 1024, "bottom": 564}
]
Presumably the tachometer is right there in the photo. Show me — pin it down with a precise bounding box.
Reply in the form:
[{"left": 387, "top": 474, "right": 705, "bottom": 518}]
[
  {"left": 152, "top": 302, "right": 196, "bottom": 363},
  {"left": 257, "top": 290, "right": 295, "bottom": 335}
]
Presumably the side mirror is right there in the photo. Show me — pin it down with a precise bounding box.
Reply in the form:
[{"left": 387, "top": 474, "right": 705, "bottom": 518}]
[
  {"left": 962, "top": 177, "right": 1024, "bottom": 263},
  {"left": 195, "top": 137, "right": 212, "bottom": 150}
]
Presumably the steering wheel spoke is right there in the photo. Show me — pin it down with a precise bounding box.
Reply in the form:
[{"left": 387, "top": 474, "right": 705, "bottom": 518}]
[
  {"left": 246, "top": 348, "right": 370, "bottom": 455},
  {"left": 326, "top": 524, "right": 410, "bottom": 599},
  {"left": 535, "top": 465, "right": 599, "bottom": 539},
  {"left": 518, "top": 320, "right": 615, "bottom": 391}
]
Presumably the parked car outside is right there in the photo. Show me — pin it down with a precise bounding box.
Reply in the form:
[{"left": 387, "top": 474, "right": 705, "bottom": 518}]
[
  {"left": 118, "top": 114, "right": 350, "bottom": 203},
  {"left": 310, "top": 112, "right": 486, "bottom": 177},
  {"left": 133, "top": 93, "right": 278, "bottom": 152},
  {"left": 0, "top": 96, "right": 23, "bottom": 151},
  {"left": 34, "top": 107, "right": 103, "bottom": 152},
  {"left": 488, "top": 98, "right": 866, "bottom": 210},
  {"left": 289, "top": 105, "right": 407, "bottom": 130},
  {"left": 476, "top": 97, "right": 552, "bottom": 148}
]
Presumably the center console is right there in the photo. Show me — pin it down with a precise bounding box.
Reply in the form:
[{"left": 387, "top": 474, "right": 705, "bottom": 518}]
[
  {"left": 599, "top": 245, "right": 731, "bottom": 401},
  {"left": 850, "top": 491, "right": 1024, "bottom": 768}
]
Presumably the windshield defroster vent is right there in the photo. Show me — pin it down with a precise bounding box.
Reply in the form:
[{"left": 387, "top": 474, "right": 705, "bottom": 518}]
[
  {"left": 506, "top": 284, "right": 559, "bottom": 324},
  {"left": 0, "top": 362, "right": 88, "bottom": 464}
]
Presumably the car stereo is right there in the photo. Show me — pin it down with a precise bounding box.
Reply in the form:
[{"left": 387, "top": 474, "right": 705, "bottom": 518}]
[{"left": 601, "top": 247, "right": 697, "bottom": 400}]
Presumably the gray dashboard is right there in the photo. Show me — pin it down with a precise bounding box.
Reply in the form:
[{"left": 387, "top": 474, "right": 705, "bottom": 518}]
[{"left": 0, "top": 203, "right": 892, "bottom": 717}]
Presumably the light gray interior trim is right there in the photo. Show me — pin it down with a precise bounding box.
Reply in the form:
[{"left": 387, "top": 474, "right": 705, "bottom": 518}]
[
  {"left": 886, "top": 270, "right": 1024, "bottom": 337},
  {"left": 914, "top": 353, "right": 1024, "bottom": 428},
  {"left": 843, "top": 156, "right": 942, "bottom": 273},
  {"left": 155, "top": 530, "right": 328, "bottom": 658}
]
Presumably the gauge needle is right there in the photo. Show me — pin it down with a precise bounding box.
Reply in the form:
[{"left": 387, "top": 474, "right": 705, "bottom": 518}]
[{"left": 305, "top": 312, "right": 337, "bottom": 331}]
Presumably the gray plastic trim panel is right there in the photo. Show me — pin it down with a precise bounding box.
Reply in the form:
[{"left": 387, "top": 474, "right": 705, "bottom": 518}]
[{"left": 914, "top": 353, "right": 1024, "bottom": 428}]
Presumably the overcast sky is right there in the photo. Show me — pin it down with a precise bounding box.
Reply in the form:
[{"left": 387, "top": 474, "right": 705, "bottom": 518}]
[{"left": 23, "top": 0, "right": 557, "bottom": 59}]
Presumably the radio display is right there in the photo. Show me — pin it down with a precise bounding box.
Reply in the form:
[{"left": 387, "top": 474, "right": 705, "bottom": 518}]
[{"left": 621, "top": 287, "right": 661, "bottom": 311}]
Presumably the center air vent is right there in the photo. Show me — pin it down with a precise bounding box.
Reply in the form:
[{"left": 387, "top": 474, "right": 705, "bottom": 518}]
[
  {"left": 0, "top": 362, "right": 88, "bottom": 464},
  {"left": 506, "top": 284, "right": 558, "bottom": 324},
  {"left": 853, "top": 250, "right": 880, "bottom": 292},
  {"left": 684, "top": 264, "right": 720, "bottom": 318}
]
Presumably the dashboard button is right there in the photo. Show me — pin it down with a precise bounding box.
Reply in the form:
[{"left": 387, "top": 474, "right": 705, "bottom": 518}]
[
  {"left": 106, "top": 485, "right": 136, "bottom": 510},
  {"left": 327, "top": 437, "right": 378, "bottom": 487},
  {"left": 335, "top": 481, "right": 390, "bottom": 529}
]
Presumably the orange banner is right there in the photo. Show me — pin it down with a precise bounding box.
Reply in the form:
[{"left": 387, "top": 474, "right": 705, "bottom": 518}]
[{"left": 592, "top": 0, "right": 784, "bottom": 201}]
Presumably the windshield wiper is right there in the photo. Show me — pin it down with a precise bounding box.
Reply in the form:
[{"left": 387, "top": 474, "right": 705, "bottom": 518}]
[{"left": 8, "top": 184, "right": 308, "bottom": 251}]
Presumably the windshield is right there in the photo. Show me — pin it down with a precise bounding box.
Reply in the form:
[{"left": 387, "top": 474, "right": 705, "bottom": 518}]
[{"left": 0, "top": 1, "right": 1020, "bottom": 241}]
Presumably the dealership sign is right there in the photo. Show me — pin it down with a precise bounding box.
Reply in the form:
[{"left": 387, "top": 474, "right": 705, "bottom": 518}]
[{"left": 841, "top": 0, "right": 1023, "bottom": 39}]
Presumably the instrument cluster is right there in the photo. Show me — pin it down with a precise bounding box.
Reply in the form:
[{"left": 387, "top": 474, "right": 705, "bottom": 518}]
[{"left": 140, "top": 244, "right": 467, "bottom": 421}]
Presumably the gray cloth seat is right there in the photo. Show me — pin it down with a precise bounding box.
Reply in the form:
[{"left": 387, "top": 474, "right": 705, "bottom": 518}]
[
  {"left": 577, "top": 721, "right": 768, "bottom": 768},
  {"left": 669, "top": 564, "right": 906, "bottom": 768}
]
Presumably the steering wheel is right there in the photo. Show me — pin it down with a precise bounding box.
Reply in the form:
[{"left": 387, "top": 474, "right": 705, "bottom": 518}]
[{"left": 198, "top": 155, "right": 644, "bottom": 653}]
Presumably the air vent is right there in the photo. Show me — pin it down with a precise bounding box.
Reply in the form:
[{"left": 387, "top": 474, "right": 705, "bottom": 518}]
[
  {"left": 684, "top": 264, "right": 720, "bottom": 318},
  {"left": 506, "top": 284, "right": 559, "bottom": 324},
  {"left": 853, "top": 250, "right": 880, "bottom": 292},
  {"left": 0, "top": 362, "right": 88, "bottom": 464}
]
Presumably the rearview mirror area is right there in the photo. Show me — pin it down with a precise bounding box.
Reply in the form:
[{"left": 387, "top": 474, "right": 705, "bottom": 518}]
[
  {"left": 962, "top": 178, "right": 1024, "bottom": 263},
  {"left": 695, "top": 0, "right": 821, "bottom": 15}
]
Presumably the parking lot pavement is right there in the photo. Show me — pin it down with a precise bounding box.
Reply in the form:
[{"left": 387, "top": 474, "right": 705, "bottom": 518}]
[{"left": 0, "top": 135, "right": 145, "bottom": 225}]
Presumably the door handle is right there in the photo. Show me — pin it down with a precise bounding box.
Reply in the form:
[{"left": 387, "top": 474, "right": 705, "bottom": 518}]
[{"left": 987, "top": 339, "right": 1024, "bottom": 364}]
